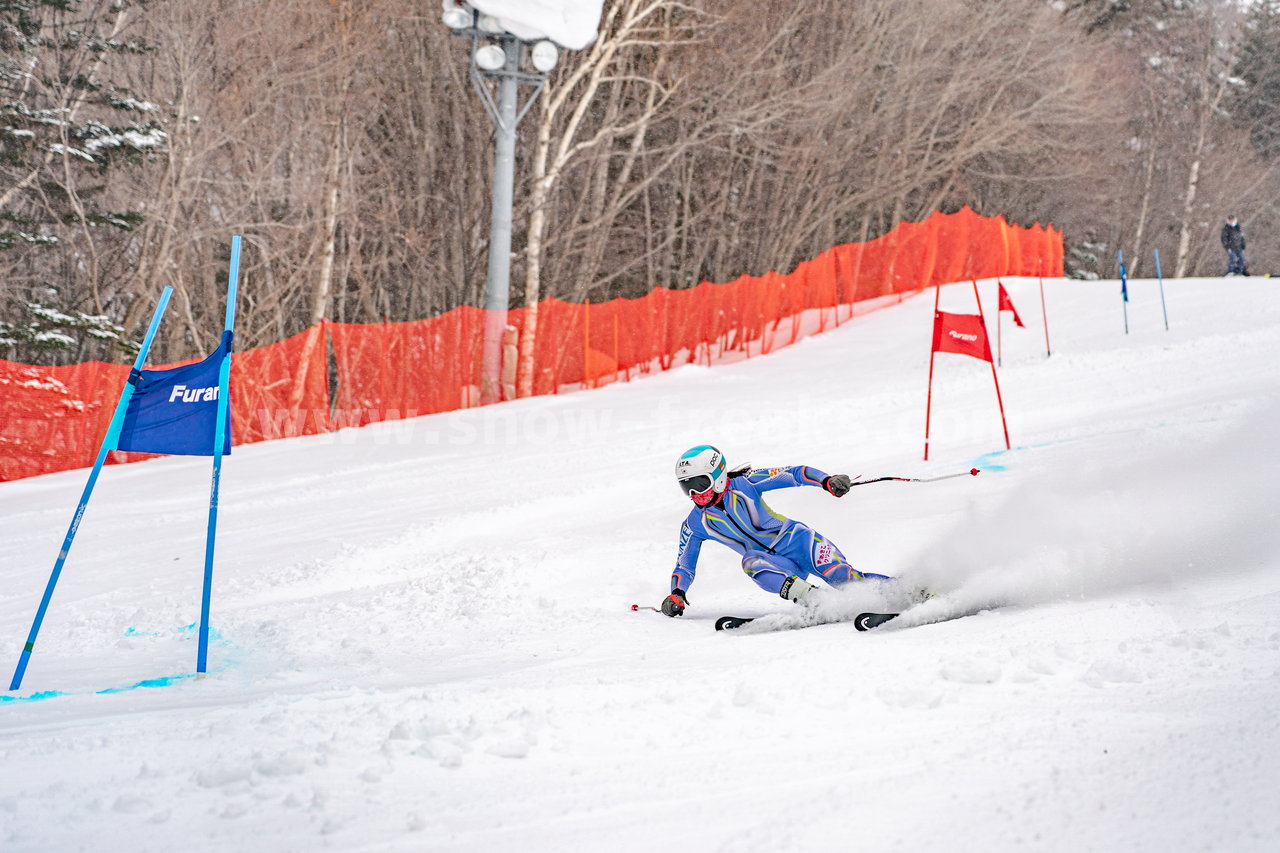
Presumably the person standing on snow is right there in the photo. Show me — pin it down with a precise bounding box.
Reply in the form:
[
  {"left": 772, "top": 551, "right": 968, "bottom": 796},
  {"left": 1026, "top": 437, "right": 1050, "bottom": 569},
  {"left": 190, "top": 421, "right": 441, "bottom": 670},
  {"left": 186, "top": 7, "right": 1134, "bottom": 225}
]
[
  {"left": 660, "top": 445, "right": 891, "bottom": 617},
  {"left": 1221, "top": 216, "right": 1249, "bottom": 276}
]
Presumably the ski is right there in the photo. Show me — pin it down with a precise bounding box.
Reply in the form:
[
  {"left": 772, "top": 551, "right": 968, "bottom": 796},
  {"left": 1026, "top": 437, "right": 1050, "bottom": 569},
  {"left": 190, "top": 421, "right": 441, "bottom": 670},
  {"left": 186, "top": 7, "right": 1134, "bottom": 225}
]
[
  {"left": 717, "top": 612, "right": 897, "bottom": 631},
  {"left": 718, "top": 611, "right": 900, "bottom": 632},
  {"left": 854, "top": 612, "right": 899, "bottom": 631}
]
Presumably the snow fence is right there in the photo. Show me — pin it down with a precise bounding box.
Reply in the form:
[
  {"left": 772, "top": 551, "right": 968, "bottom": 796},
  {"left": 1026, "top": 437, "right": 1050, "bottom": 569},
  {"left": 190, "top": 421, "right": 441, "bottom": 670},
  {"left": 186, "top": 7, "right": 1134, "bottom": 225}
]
[{"left": 0, "top": 207, "right": 1062, "bottom": 482}]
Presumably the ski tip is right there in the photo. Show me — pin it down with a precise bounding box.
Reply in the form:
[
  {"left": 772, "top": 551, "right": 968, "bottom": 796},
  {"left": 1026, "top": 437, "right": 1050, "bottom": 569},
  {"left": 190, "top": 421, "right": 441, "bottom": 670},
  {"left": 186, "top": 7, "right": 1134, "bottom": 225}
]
[
  {"left": 854, "top": 612, "right": 900, "bottom": 631},
  {"left": 715, "top": 616, "right": 753, "bottom": 631}
]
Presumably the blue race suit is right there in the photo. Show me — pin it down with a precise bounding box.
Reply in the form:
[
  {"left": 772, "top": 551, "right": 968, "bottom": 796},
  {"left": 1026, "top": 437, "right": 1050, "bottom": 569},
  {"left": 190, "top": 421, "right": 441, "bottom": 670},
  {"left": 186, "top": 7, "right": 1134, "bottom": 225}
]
[{"left": 671, "top": 465, "right": 889, "bottom": 596}]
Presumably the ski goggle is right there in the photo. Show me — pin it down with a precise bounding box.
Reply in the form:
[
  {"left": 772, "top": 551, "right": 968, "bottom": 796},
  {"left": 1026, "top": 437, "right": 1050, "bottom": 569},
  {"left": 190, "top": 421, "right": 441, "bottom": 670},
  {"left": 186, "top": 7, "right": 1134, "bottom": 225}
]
[{"left": 678, "top": 475, "right": 714, "bottom": 497}]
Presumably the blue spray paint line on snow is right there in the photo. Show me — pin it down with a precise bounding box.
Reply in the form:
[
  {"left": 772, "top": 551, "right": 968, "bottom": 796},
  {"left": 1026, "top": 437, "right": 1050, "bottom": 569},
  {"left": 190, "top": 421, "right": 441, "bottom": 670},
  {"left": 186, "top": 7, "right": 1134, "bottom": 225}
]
[
  {"left": 0, "top": 689, "right": 69, "bottom": 703},
  {"left": 95, "top": 673, "right": 200, "bottom": 694},
  {"left": 2, "top": 624, "right": 237, "bottom": 703},
  {"left": 968, "top": 449, "right": 1011, "bottom": 471},
  {"left": 968, "top": 434, "right": 1101, "bottom": 471},
  {"left": 1, "top": 673, "right": 205, "bottom": 703},
  {"left": 968, "top": 432, "right": 1139, "bottom": 472},
  {"left": 969, "top": 438, "right": 1079, "bottom": 471}
]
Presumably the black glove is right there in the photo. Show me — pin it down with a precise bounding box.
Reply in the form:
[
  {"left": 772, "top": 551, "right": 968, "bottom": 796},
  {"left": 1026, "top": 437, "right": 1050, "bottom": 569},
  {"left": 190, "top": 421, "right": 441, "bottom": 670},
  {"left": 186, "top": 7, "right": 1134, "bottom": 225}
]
[
  {"left": 823, "top": 473, "right": 853, "bottom": 497},
  {"left": 661, "top": 589, "right": 688, "bottom": 617}
]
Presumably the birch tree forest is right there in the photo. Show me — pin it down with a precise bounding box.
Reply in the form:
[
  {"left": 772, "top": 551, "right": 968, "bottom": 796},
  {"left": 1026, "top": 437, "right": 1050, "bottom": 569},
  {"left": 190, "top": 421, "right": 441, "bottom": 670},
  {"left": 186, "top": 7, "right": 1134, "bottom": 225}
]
[{"left": 4, "top": 0, "right": 1280, "bottom": 364}]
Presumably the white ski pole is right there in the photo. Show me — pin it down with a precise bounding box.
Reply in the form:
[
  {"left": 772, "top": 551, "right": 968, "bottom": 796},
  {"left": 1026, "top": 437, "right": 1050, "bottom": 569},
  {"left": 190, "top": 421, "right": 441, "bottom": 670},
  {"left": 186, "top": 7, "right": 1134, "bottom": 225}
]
[{"left": 850, "top": 467, "right": 980, "bottom": 487}]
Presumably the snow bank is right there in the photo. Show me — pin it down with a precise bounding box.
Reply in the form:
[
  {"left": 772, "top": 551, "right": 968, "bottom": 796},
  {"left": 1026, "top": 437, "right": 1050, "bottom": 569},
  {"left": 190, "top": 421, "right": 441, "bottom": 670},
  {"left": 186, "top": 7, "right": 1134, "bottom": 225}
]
[{"left": 2, "top": 276, "right": 1279, "bottom": 852}]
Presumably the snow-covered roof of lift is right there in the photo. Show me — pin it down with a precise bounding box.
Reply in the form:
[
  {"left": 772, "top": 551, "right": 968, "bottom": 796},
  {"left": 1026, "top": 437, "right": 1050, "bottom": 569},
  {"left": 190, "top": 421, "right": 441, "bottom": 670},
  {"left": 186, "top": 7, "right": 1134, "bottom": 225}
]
[{"left": 465, "top": 0, "right": 604, "bottom": 51}]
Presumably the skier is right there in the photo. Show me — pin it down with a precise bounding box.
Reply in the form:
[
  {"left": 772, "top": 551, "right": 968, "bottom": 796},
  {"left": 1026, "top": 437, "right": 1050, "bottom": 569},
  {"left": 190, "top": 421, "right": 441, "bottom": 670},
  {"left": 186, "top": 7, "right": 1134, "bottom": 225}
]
[
  {"left": 1221, "top": 215, "right": 1249, "bottom": 276},
  {"left": 660, "top": 445, "right": 890, "bottom": 617}
]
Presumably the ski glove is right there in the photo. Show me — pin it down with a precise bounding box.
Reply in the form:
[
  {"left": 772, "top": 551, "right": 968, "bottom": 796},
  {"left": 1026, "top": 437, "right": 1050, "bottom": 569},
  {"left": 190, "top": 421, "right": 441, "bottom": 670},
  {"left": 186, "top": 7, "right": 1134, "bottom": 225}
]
[
  {"left": 823, "top": 473, "right": 853, "bottom": 497},
  {"left": 661, "top": 589, "right": 688, "bottom": 617}
]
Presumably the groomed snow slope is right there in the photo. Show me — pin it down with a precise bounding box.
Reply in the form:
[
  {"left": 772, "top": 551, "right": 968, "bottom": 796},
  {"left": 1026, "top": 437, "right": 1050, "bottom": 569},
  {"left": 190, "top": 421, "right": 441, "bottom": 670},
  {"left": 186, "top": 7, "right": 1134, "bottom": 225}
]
[{"left": 2, "top": 276, "right": 1278, "bottom": 852}]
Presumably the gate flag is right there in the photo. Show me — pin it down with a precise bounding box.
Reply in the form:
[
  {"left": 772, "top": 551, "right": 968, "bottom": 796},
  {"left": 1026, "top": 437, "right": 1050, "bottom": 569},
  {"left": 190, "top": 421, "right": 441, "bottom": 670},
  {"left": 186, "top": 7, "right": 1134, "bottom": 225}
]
[
  {"left": 10, "top": 235, "right": 240, "bottom": 693},
  {"left": 998, "top": 282, "right": 1025, "bottom": 327},
  {"left": 923, "top": 281, "right": 1010, "bottom": 461},
  {"left": 115, "top": 332, "right": 233, "bottom": 456},
  {"left": 931, "top": 310, "right": 993, "bottom": 362}
]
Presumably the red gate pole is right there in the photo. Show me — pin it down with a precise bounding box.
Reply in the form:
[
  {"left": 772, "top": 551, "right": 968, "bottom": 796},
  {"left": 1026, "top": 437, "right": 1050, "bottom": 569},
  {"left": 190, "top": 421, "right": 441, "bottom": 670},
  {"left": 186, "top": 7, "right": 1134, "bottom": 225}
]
[
  {"left": 923, "top": 284, "right": 941, "bottom": 461},
  {"left": 996, "top": 287, "right": 1003, "bottom": 367},
  {"left": 1038, "top": 260, "right": 1052, "bottom": 357},
  {"left": 971, "top": 280, "right": 1011, "bottom": 450}
]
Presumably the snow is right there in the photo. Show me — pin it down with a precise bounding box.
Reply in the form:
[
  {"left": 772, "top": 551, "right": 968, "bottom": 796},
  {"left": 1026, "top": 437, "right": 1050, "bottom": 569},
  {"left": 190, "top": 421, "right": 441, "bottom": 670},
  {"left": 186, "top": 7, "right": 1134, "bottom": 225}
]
[
  {"left": 465, "top": 0, "right": 604, "bottom": 50},
  {"left": 2, "top": 276, "right": 1279, "bottom": 851},
  {"left": 46, "top": 143, "right": 94, "bottom": 162},
  {"left": 83, "top": 128, "right": 167, "bottom": 154}
]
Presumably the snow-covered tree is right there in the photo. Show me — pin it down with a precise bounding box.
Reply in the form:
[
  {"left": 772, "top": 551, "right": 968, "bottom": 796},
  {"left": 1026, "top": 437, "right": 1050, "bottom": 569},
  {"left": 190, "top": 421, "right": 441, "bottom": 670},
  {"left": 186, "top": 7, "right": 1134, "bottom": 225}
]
[
  {"left": 0, "top": 288, "right": 131, "bottom": 360},
  {"left": 0, "top": 0, "right": 164, "bottom": 361}
]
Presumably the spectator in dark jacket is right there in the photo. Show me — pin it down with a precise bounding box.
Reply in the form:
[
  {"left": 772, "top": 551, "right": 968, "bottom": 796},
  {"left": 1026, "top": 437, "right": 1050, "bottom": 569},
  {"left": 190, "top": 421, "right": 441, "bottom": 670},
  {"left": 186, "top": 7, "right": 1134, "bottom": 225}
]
[{"left": 1221, "top": 216, "right": 1249, "bottom": 276}]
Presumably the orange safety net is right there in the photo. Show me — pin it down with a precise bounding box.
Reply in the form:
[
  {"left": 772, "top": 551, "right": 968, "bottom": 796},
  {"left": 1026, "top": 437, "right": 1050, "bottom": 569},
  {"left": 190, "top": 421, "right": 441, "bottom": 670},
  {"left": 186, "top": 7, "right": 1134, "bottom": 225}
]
[
  {"left": 328, "top": 308, "right": 487, "bottom": 426},
  {"left": 229, "top": 324, "right": 331, "bottom": 443},
  {"left": 0, "top": 327, "right": 330, "bottom": 481},
  {"left": 0, "top": 208, "right": 1061, "bottom": 482}
]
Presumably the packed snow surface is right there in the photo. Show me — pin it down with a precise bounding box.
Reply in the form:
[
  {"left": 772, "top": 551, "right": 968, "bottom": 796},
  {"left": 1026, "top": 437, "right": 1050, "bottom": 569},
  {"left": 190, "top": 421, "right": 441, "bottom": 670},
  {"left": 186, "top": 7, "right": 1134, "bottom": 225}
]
[{"left": 2, "top": 277, "right": 1279, "bottom": 851}]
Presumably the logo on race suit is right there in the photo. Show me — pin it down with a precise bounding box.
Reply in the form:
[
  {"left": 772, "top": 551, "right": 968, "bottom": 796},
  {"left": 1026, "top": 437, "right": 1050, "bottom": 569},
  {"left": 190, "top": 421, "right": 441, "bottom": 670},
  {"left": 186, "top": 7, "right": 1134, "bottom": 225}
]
[
  {"left": 948, "top": 329, "right": 979, "bottom": 343},
  {"left": 814, "top": 540, "right": 836, "bottom": 565},
  {"left": 168, "top": 384, "right": 220, "bottom": 403}
]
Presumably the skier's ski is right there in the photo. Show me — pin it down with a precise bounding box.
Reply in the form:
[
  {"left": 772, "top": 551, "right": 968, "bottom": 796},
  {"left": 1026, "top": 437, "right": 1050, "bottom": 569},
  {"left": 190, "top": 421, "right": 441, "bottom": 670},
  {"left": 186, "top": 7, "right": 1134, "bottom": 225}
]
[
  {"left": 718, "top": 612, "right": 894, "bottom": 632},
  {"left": 854, "top": 612, "right": 900, "bottom": 631}
]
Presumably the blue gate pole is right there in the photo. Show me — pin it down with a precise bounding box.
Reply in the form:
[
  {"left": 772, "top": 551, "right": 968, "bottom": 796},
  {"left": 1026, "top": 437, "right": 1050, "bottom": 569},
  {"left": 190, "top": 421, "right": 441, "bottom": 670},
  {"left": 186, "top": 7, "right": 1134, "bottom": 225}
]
[
  {"left": 197, "top": 236, "right": 240, "bottom": 675},
  {"left": 9, "top": 287, "right": 173, "bottom": 691},
  {"left": 1153, "top": 248, "right": 1169, "bottom": 331},
  {"left": 1118, "top": 250, "right": 1129, "bottom": 334}
]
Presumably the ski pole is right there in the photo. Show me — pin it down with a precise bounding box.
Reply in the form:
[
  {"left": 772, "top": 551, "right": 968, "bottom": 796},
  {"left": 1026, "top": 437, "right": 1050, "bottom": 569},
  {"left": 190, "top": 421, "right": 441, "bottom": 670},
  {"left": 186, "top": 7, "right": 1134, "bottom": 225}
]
[
  {"left": 630, "top": 604, "right": 660, "bottom": 613},
  {"left": 850, "top": 468, "right": 980, "bottom": 487}
]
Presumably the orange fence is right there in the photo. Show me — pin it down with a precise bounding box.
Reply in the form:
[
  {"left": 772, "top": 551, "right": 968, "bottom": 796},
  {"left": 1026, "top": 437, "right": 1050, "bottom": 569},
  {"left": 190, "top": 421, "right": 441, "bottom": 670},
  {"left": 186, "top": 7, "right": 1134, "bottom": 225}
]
[{"left": 0, "top": 208, "right": 1061, "bottom": 482}]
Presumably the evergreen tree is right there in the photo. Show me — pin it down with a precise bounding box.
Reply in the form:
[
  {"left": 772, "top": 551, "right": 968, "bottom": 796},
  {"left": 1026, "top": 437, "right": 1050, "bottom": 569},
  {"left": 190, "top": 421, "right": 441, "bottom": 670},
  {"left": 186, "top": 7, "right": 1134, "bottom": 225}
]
[{"left": 0, "top": 0, "right": 163, "bottom": 363}]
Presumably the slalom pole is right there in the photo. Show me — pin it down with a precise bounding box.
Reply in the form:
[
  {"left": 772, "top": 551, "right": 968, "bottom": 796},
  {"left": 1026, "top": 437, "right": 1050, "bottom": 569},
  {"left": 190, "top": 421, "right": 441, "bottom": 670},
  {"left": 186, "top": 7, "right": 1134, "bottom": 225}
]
[
  {"left": 996, "top": 285, "right": 1003, "bottom": 367},
  {"left": 923, "top": 284, "right": 941, "bottom": 461},
  {"left": 1118, "top": 250, "right": 1129, "bottom": 334},
  {"left": 1038, "top": 262, "right": 1051, "bottom": 357},
  {"left": 197, "top": 236, "right": 240, "bottom": 676},
  {"left": 9, "top": 287, "right": 173, "bottom": 691},
  {"left": 972, "top": 281, "right": 1011, "bottom": 451},
  {"left": 850, "top": 468, "right": 980, "bottom": 487},
  {"left": 1153, "top": 248, "right": 1169, "bottom": 331}
]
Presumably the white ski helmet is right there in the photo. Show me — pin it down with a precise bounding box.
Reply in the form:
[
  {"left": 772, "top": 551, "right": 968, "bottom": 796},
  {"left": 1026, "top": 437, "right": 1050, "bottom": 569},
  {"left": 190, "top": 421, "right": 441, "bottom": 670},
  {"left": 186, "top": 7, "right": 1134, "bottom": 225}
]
[{"left": 675, "top": 445, "right": 728, "bottom": 503}]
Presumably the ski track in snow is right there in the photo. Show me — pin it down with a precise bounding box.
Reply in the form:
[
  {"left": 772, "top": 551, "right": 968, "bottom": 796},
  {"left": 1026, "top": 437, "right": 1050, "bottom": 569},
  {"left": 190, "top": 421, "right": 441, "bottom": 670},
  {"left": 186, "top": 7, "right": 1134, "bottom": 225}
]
[{"left": 2, "top": 277, "right": 1279, "bottom": 852}]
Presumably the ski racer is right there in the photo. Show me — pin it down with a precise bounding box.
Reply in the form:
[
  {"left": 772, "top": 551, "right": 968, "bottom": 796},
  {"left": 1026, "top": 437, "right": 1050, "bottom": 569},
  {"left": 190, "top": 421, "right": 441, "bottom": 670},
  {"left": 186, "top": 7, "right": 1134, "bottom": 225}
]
[{"left": 661, "top": 444, "right": 890, "bottom": 618}]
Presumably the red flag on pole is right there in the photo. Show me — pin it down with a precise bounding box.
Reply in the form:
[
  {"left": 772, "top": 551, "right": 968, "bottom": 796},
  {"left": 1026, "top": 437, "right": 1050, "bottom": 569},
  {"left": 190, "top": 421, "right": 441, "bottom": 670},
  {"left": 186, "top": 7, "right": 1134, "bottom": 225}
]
[
  {"left": 924, "top": 282, "right": 1011, "bottom": 461},
  {"left": 932, "top": 311, "right": 993, "bottom": 362},
  {"left": 998, "top": 282, "right": 1025, "bottom": 327}
]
